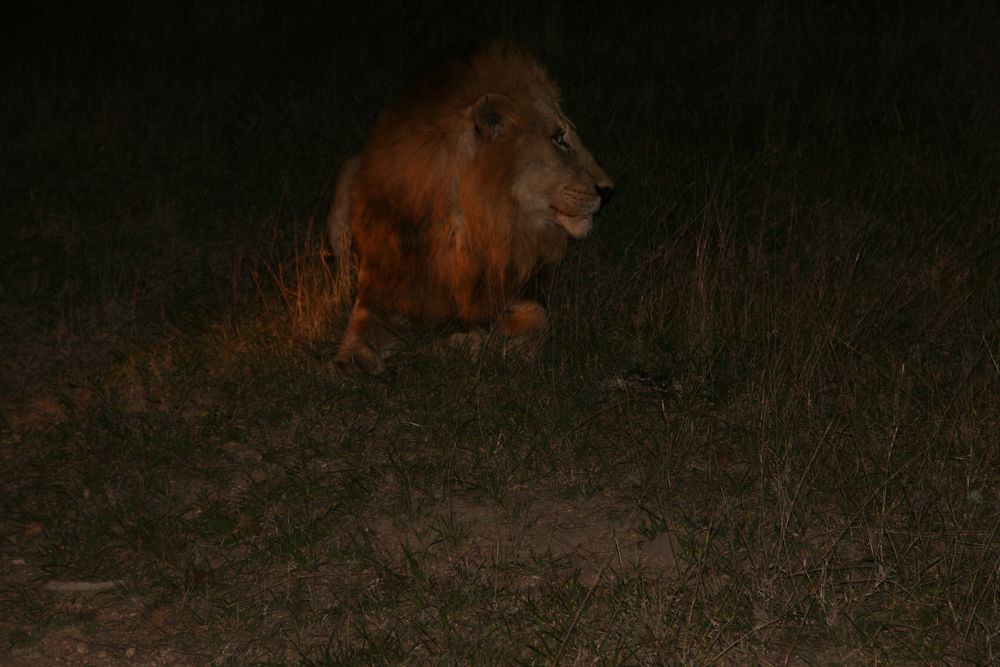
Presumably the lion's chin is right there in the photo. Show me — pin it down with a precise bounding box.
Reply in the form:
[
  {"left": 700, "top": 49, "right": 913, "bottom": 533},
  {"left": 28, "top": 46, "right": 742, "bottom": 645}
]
[{"left": 553, "top": 212, "right": 593, "bottom": 239}]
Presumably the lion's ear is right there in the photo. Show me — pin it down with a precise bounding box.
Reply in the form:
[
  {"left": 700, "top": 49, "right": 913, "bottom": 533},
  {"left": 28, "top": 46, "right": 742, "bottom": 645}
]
[{"left": 471, "top": 94, "right": 511, "bottom": 140}]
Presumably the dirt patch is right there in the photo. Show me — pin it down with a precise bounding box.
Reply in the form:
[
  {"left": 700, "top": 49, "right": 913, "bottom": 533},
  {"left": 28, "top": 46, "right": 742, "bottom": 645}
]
[{"left": 361, "top": 491, "right": 683, "bottom": 587}]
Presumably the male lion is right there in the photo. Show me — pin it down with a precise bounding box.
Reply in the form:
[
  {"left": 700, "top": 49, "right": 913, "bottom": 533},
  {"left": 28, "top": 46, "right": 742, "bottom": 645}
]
[{"left": 329, "top": 40, "right": 613, "bottom": 373}]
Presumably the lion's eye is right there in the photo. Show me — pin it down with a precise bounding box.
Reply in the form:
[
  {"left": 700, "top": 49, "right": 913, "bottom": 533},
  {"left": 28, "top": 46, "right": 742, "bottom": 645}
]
[{"left": 551, "top": 131, "right": 569, "bottom": 150}]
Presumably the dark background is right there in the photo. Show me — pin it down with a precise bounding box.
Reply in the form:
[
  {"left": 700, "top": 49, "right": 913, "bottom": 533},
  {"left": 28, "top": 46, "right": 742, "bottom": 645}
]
[{"left": 6, "top": 1, "right": 998, "bottom": 187}]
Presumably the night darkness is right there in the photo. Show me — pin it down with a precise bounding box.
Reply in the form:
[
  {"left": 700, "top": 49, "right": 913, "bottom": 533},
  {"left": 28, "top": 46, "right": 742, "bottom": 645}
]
[{"left": 2, "top": 1, "right": 1000, "bottom": 662}]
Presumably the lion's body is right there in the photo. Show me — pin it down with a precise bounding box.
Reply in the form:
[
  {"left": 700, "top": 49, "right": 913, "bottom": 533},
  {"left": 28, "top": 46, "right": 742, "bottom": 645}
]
[{"left": 330, "top": 41, "right": 612, "bottom": 373}]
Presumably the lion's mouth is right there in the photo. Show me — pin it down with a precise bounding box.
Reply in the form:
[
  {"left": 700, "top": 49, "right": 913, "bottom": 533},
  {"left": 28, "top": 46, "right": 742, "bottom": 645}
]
[{"left": 551, "top": 209, "right": 594, "bottom": 239}]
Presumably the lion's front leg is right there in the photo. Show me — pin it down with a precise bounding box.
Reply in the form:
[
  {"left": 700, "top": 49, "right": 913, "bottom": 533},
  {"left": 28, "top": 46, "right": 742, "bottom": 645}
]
[
  {"left": 497, "top": 300, "right": 549, "bottom": 358},
  {"left": 334, "top": 301, "right": 403, "bottom": 375}
]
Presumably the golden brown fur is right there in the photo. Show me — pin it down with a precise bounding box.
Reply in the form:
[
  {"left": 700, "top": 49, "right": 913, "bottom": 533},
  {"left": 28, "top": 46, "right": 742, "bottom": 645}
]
[{"left": 329, "top": 41, "right": 613, "bottom": 373}]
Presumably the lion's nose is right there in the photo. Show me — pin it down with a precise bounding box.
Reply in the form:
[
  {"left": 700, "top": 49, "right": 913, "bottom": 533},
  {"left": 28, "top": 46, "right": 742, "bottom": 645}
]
[{"left": 596, "top": 184, "right": 614, "bottom": 209}]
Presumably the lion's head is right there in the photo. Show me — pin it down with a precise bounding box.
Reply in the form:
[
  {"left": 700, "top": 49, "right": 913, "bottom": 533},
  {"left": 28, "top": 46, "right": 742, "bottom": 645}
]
[{"left": 469, "top": 45, "right": 613, "bottom": 245}]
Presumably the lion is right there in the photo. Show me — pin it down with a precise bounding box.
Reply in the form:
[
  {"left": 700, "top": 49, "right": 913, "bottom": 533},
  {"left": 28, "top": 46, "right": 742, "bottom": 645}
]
[{"left": 328, "top": 40, "right": 613, "bottom": 373}]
